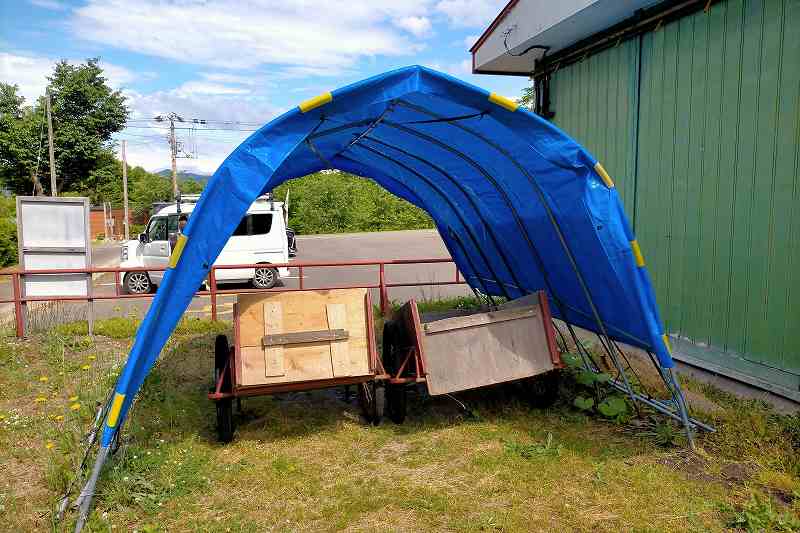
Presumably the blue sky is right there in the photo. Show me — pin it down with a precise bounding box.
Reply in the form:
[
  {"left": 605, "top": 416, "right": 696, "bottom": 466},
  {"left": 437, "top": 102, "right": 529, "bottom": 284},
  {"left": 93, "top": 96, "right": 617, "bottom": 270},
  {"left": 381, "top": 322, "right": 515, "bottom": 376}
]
[{"left": 1, "top": 0, "right": 530, "bottom": 173}]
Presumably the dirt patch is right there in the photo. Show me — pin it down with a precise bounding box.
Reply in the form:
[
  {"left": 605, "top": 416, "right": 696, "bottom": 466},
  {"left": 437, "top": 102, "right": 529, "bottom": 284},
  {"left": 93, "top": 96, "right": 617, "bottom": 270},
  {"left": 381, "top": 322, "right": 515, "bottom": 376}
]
[
  {"left": 658, "top": 450, "right": 716, "bottom": 484},
  {"left": 3, "top": 455, "right": 47, "bottom": 500},
  {"left": 684, "top": 389, "right": 725, "bottom": 415},
  {"left": 720, "top": 461, "right": 754, "bottom": 484}
]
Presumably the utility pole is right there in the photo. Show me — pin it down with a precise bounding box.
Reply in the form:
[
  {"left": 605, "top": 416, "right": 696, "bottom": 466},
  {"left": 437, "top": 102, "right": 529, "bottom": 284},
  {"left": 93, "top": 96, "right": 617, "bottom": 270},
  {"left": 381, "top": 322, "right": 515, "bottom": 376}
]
[
  {"left": 169, "top": 116, "right": 178, "bottom": 199},
  {"left": 155, "top": 113, "right": 183, "bottom": 200},
  {"left": 46, "top": 90, "right": 57, "bottom": 196},
  {"left": 121, "top": 140, "right": 130, "bottom": 241}
]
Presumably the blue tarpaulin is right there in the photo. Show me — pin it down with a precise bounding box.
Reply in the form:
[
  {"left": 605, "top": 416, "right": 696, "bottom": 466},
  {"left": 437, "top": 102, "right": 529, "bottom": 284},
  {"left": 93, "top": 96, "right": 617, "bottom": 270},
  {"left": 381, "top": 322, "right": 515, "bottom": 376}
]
[{"left": 100, "top": 65, "right": 674, "bottom": 448}]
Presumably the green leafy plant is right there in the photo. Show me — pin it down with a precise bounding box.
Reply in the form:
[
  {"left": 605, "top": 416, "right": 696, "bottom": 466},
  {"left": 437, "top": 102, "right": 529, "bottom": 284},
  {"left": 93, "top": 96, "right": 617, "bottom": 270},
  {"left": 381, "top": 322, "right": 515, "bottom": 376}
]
[
  {"left": 504, "top": 432, "right": 562, "bottom": 459},
  {"left": 597, "top": 396, "right": 628, "bottom": 419},
  {"left": 563, "top": 351, "right": 629, "bottom": 421},
  {"left": 723, "top": 493, "right": 800, "bottom": 532},
  {"left": 573, "top": 396, "right": 594, "bottom": 411}
]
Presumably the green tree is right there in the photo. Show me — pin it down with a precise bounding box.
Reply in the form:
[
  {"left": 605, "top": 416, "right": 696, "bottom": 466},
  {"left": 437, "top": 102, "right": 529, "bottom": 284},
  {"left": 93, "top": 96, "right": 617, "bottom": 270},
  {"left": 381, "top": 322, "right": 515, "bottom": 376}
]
[
  {"left": 272, "top": 171, "right": 433, "bottom": 235},
  {"left": 0, "top": 84, "right": 46, "bottom": 195},
  {"left": 518, "top": 84, "right": 535, "bottom": 111},
  {"left": 0, "top": 58, "right": 127, "bottom": 195},
  {"left": 0, "top": 196, "right": 17, "bottom": 266}
]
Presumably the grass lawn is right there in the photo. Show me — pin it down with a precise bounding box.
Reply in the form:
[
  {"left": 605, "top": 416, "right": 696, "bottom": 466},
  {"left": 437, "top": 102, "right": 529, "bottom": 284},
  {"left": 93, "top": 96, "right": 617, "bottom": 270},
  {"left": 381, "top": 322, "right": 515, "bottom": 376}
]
[{"left": 0, "top": 304, "right": 798, "bottom": 532}]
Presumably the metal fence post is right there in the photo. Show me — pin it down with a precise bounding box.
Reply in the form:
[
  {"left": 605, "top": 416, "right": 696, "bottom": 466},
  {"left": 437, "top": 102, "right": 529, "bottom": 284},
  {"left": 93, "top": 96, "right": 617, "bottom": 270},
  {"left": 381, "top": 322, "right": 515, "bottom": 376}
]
[
  {"left": 209, "top": 268, "right": 218, "bottom": 322},
  {"left": 12, "top": 272, "right": 24, "bottom": 338},
  {"left": 379, "top": 263, "right": 389, "bottom": 316},
  {"left": 299, "top": 266, "right": 304, "bottom": 290}
]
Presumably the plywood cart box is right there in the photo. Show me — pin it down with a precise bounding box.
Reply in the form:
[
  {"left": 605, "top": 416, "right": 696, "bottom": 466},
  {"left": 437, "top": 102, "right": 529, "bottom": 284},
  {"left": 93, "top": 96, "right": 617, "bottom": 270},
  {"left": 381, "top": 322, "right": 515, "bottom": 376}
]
[
  {"left": 380, "top": 291, "right": 563, "bottom": 423},
  {"left": 209, "top": 288, "right": 384, "bottom": 442}
]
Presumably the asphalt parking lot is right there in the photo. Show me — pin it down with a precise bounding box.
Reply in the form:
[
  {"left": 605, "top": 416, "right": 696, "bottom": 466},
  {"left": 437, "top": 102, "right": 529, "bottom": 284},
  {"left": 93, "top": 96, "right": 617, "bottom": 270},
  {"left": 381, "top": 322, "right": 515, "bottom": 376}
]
[{"left": 1, "top": 229, "right": 471, "bottom": 326}]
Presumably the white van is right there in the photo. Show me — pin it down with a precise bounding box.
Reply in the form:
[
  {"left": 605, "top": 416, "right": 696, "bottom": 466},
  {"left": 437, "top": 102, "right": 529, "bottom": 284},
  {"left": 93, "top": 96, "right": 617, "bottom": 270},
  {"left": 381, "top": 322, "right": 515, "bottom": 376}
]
[{"left": 120, "top": 195, "right": 290, "bottom": 294}]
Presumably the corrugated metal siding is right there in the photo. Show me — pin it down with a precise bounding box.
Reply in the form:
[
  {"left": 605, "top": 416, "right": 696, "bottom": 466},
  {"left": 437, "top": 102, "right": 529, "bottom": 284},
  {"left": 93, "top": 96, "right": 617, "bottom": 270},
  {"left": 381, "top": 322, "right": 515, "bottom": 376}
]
[
  {"left": 549, "top": 38, "right": 639, "bottom": 218},
  {"left": 546, "top": 0, "right": 800, "bottom": 395}
]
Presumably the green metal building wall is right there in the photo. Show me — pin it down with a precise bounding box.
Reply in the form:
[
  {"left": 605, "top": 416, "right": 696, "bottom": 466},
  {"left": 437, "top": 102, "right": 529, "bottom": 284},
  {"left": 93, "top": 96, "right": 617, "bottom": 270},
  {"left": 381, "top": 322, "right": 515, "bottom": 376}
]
[{"left": 548, "top": 0, "right": 800, "bottom": 400}]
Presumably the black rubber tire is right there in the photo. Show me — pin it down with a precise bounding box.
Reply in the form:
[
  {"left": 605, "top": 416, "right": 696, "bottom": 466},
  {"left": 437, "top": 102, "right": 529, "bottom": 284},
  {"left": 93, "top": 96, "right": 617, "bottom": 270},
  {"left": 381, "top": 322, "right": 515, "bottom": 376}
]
[
  {"left": 385, "top": 383, "right": 407, "bottom": 424},
  {"left": 214, "top": 335, "right": 232, "bottom": 392},
  {"left": 216, "top": 398, "right": 235, "bottom": 443},
  {"left": 213, "top": 334, "right": 235, "bottom": 442},
  {"left": 357, "top": 381, "right": 384, "bottom": 426},
  {"left": 522, "top": 370, "right": 561, "bottom": 408},
  {"left": 252, "top": 266, "right": 278, "bottom": 289},
  {"left": 123, "top": 271, "right": 152, "bottom": 294},
  {"left": 382, "top": 320, "right": 415, "bottom": 376}
]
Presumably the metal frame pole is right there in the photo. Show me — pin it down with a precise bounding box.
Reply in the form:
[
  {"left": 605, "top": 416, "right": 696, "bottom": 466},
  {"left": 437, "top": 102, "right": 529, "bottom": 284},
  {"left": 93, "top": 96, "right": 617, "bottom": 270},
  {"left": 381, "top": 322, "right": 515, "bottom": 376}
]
[
  {"left": 210, "top": 267, "right": 218, "bottom": 321},
  {"left": 12, "top": 273, "right": 24, "bottom": 338}
]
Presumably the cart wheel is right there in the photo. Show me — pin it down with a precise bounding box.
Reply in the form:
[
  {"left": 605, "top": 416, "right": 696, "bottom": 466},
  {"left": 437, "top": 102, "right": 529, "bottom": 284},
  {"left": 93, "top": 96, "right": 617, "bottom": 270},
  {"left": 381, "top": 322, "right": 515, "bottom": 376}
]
[
  {"left": 385, "top": 383, "right": 407, "bottom": 424},
  {"left": 214, "top": 334, "right": 232, "bottom": 392},
  {"left": 357, "top": 381, "right": 384, "bottom": 426},
  {"left": 213, "top": 334, "right": 236, "bottom": 442},
  {"left": 216, "top": 398, "right": 235, "bottom": 443},
  {"left": 522, "top": 370, "right": 561, "bottom": 408}
]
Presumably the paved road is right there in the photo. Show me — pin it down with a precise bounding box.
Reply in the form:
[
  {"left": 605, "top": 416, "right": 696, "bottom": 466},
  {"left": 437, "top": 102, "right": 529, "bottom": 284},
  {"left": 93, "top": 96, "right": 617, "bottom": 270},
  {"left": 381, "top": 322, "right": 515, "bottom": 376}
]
[{"left": 2, "top": 230, "right": 471, "bottom": 325}]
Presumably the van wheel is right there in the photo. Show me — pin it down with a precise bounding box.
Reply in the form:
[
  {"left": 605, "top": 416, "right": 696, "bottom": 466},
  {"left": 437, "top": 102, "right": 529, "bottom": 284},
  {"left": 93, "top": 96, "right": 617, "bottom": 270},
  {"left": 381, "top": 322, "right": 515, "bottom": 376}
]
[
  {"left": 252, "top": 266, "right": 278, "bottom": 289},
  {"left": 123, "top": 272, "right": 152, "bottom": 294}
]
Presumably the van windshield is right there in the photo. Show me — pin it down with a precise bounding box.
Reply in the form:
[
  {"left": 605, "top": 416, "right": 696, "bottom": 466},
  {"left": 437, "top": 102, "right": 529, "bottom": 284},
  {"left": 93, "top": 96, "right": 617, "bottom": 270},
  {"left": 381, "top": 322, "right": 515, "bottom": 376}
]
[
  {"left": 232, "top": 214, "right": 273, "bottom": 236},
  {"left": 147, "top": 217, "right": 168, "bottom": 241}
]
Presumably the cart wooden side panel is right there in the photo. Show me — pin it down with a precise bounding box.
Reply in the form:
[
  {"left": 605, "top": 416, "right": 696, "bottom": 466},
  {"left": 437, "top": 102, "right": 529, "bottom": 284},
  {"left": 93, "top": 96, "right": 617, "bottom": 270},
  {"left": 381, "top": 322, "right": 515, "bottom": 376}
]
[
  {"left": 235, "top": 289, "right": 371, "bottom": 387},
  {"left": 418, "top": 291, "right": 560, "bottom": 395}
]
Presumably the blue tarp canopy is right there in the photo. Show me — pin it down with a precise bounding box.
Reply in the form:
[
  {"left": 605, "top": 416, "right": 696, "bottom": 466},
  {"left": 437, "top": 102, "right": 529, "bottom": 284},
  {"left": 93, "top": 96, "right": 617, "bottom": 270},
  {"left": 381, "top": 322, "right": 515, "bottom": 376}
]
[{"left": 100, "top": 65, "right": 673, "bottom": 446}]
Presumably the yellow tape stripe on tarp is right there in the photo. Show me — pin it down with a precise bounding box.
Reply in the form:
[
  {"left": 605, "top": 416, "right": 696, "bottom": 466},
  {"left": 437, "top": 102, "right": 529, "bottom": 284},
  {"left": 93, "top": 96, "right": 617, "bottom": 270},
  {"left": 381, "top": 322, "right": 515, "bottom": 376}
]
[
  {"left": 169, "top": 234, "right": 187, "bottom": 268},
  {"left": 106, "top": 393, "right": 125, "bottom": 428},
  {"left": 630, "top": 240, "right": 645, "bottom": 267},
  {"left": 299, "top": 92, "right": 332, "bottom": 113},
  {"left": 488, "top": 92, "right": 518, "bottom": 112},
  {"left": 662, "top": 334, "right": 672, "bottom": 354},
  {"left": 594, "top": 162, "right": 614, "bottom": 188}
]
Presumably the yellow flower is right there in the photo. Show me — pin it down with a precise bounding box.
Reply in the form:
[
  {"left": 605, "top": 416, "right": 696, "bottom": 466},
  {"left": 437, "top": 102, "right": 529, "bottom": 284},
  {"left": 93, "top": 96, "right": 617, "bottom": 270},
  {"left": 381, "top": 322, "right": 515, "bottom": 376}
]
[
  {"left": 54, "top": 415, "right": 64, "bottom": 422},
  {"left": 46, "top": 441, "right": 55, "bottom": 449},
  {"left": 39, "top": 376, "right": 49, "bottom": 383},
  {"left": 87, "top": 355, "right": 96, "bottom": 361},
  {"left": 69, "top": 395, "right": 79, "bottom": 402},
  {"left": 35, "top": 396, "right": 47, "bottom": 403},
  {"left": 70, "top": 403, "right": 81, "bottom": 411},
  {"left": 81, "top": 364, "right": 91, "bottom": 371},
  {"left": 0, "top": 415, "right": 5, "bottom": 421}
]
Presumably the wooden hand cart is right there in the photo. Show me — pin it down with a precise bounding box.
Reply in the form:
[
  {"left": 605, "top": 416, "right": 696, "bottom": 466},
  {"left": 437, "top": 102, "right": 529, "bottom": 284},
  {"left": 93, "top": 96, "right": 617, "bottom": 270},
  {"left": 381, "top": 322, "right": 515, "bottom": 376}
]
[
  {"left": 380, "top": 291, "right": 564, "bottom": 423},
  {"left": 209, "top": 288, "right": 388, "bottom": 442},
  {"left": 209, "top": 288, "right": 563, "bottom": 441}
]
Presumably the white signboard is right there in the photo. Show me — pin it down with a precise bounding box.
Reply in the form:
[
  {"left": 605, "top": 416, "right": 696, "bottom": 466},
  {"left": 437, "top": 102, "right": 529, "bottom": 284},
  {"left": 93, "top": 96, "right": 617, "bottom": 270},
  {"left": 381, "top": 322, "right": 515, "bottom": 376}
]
[{"left": 16, "top": 196, "right": 92, "bottom": 298}]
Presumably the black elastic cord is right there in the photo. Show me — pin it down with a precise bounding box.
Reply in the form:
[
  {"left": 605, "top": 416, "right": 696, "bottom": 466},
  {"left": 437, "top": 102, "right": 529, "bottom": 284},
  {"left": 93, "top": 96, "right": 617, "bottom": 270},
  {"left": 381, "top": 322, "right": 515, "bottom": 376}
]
[{"left": 402, "top": 111, "right": 488, "bottom": 124}]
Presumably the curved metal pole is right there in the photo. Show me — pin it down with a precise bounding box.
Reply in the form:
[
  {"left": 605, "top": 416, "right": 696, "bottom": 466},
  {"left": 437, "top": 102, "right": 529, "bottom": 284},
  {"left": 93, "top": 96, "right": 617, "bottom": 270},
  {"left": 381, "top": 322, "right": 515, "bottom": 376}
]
[
  {"left": 358, "top": 134, "right": 524, "bottom": 296},
  {"left": 446, "top": 228, "right": 498, "bottom": 309},
  {"left": 306, "top": 116, "right": 526, "bottom": 297},
  {"left": 346, "top": 141, "right": 511, "bottom": 300},
  {"left": 335, "top": 153, "right": 497, "bottom": 303},
  {"left": 376, "top": 119, "right": 575, "bottom": 326},
  {"left": 394, "top": 100, "right": 639, "bottom": 397}
]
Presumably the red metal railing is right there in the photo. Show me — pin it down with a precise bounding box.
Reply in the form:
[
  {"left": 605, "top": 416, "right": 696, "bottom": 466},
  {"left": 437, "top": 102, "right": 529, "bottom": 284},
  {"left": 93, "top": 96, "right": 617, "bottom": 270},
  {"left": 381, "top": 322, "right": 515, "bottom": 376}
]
[{"left": 0, "top": 258, "right": 466, "bottom": 338}]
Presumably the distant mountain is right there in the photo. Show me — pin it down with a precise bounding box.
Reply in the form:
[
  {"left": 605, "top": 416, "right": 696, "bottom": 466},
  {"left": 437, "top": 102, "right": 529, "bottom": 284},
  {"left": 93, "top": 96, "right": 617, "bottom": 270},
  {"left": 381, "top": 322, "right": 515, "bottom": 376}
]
[{"left": 155, "top": 169, "right": 211, "bottom": 182}]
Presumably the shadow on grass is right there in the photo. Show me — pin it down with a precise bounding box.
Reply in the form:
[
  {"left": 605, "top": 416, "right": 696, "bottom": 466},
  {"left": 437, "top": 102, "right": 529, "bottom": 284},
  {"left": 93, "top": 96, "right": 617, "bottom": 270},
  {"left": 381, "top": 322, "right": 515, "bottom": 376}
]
[{"left": 127, "top": 331, "right": 648, "bottom": 464}]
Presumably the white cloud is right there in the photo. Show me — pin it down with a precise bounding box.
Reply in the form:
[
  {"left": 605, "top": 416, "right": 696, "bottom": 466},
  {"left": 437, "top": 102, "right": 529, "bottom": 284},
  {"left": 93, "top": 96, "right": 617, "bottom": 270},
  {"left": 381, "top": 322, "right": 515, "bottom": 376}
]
[
  {"left": 435, "top": 0, "right": 503, "bottom": 28},
  {"left": 428, "top": 59, "right": 472, "bottom": 78},
  {"left": 463, "top": 33, "right": 480, "bottom": 48},
  {"left": 28, "top": 0, "right": 68, "bottom": 10},
  {"left": 200, "top": 72, "right": 259, "bottom": 86},
  {"left": 394, "top": 16, "right": 433, "bottom": 38},
  {"left": 71, "top": 0, "right": 432, "bottom": 72},
  {"left": 173, "top": 81, "right": 251, "bottom": 96},
  {"left": 117, "top": 84, "right": 283, "bottom": 173},
  {"left": 0, "top": 52, "right": 136, "bottom": 104}
]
